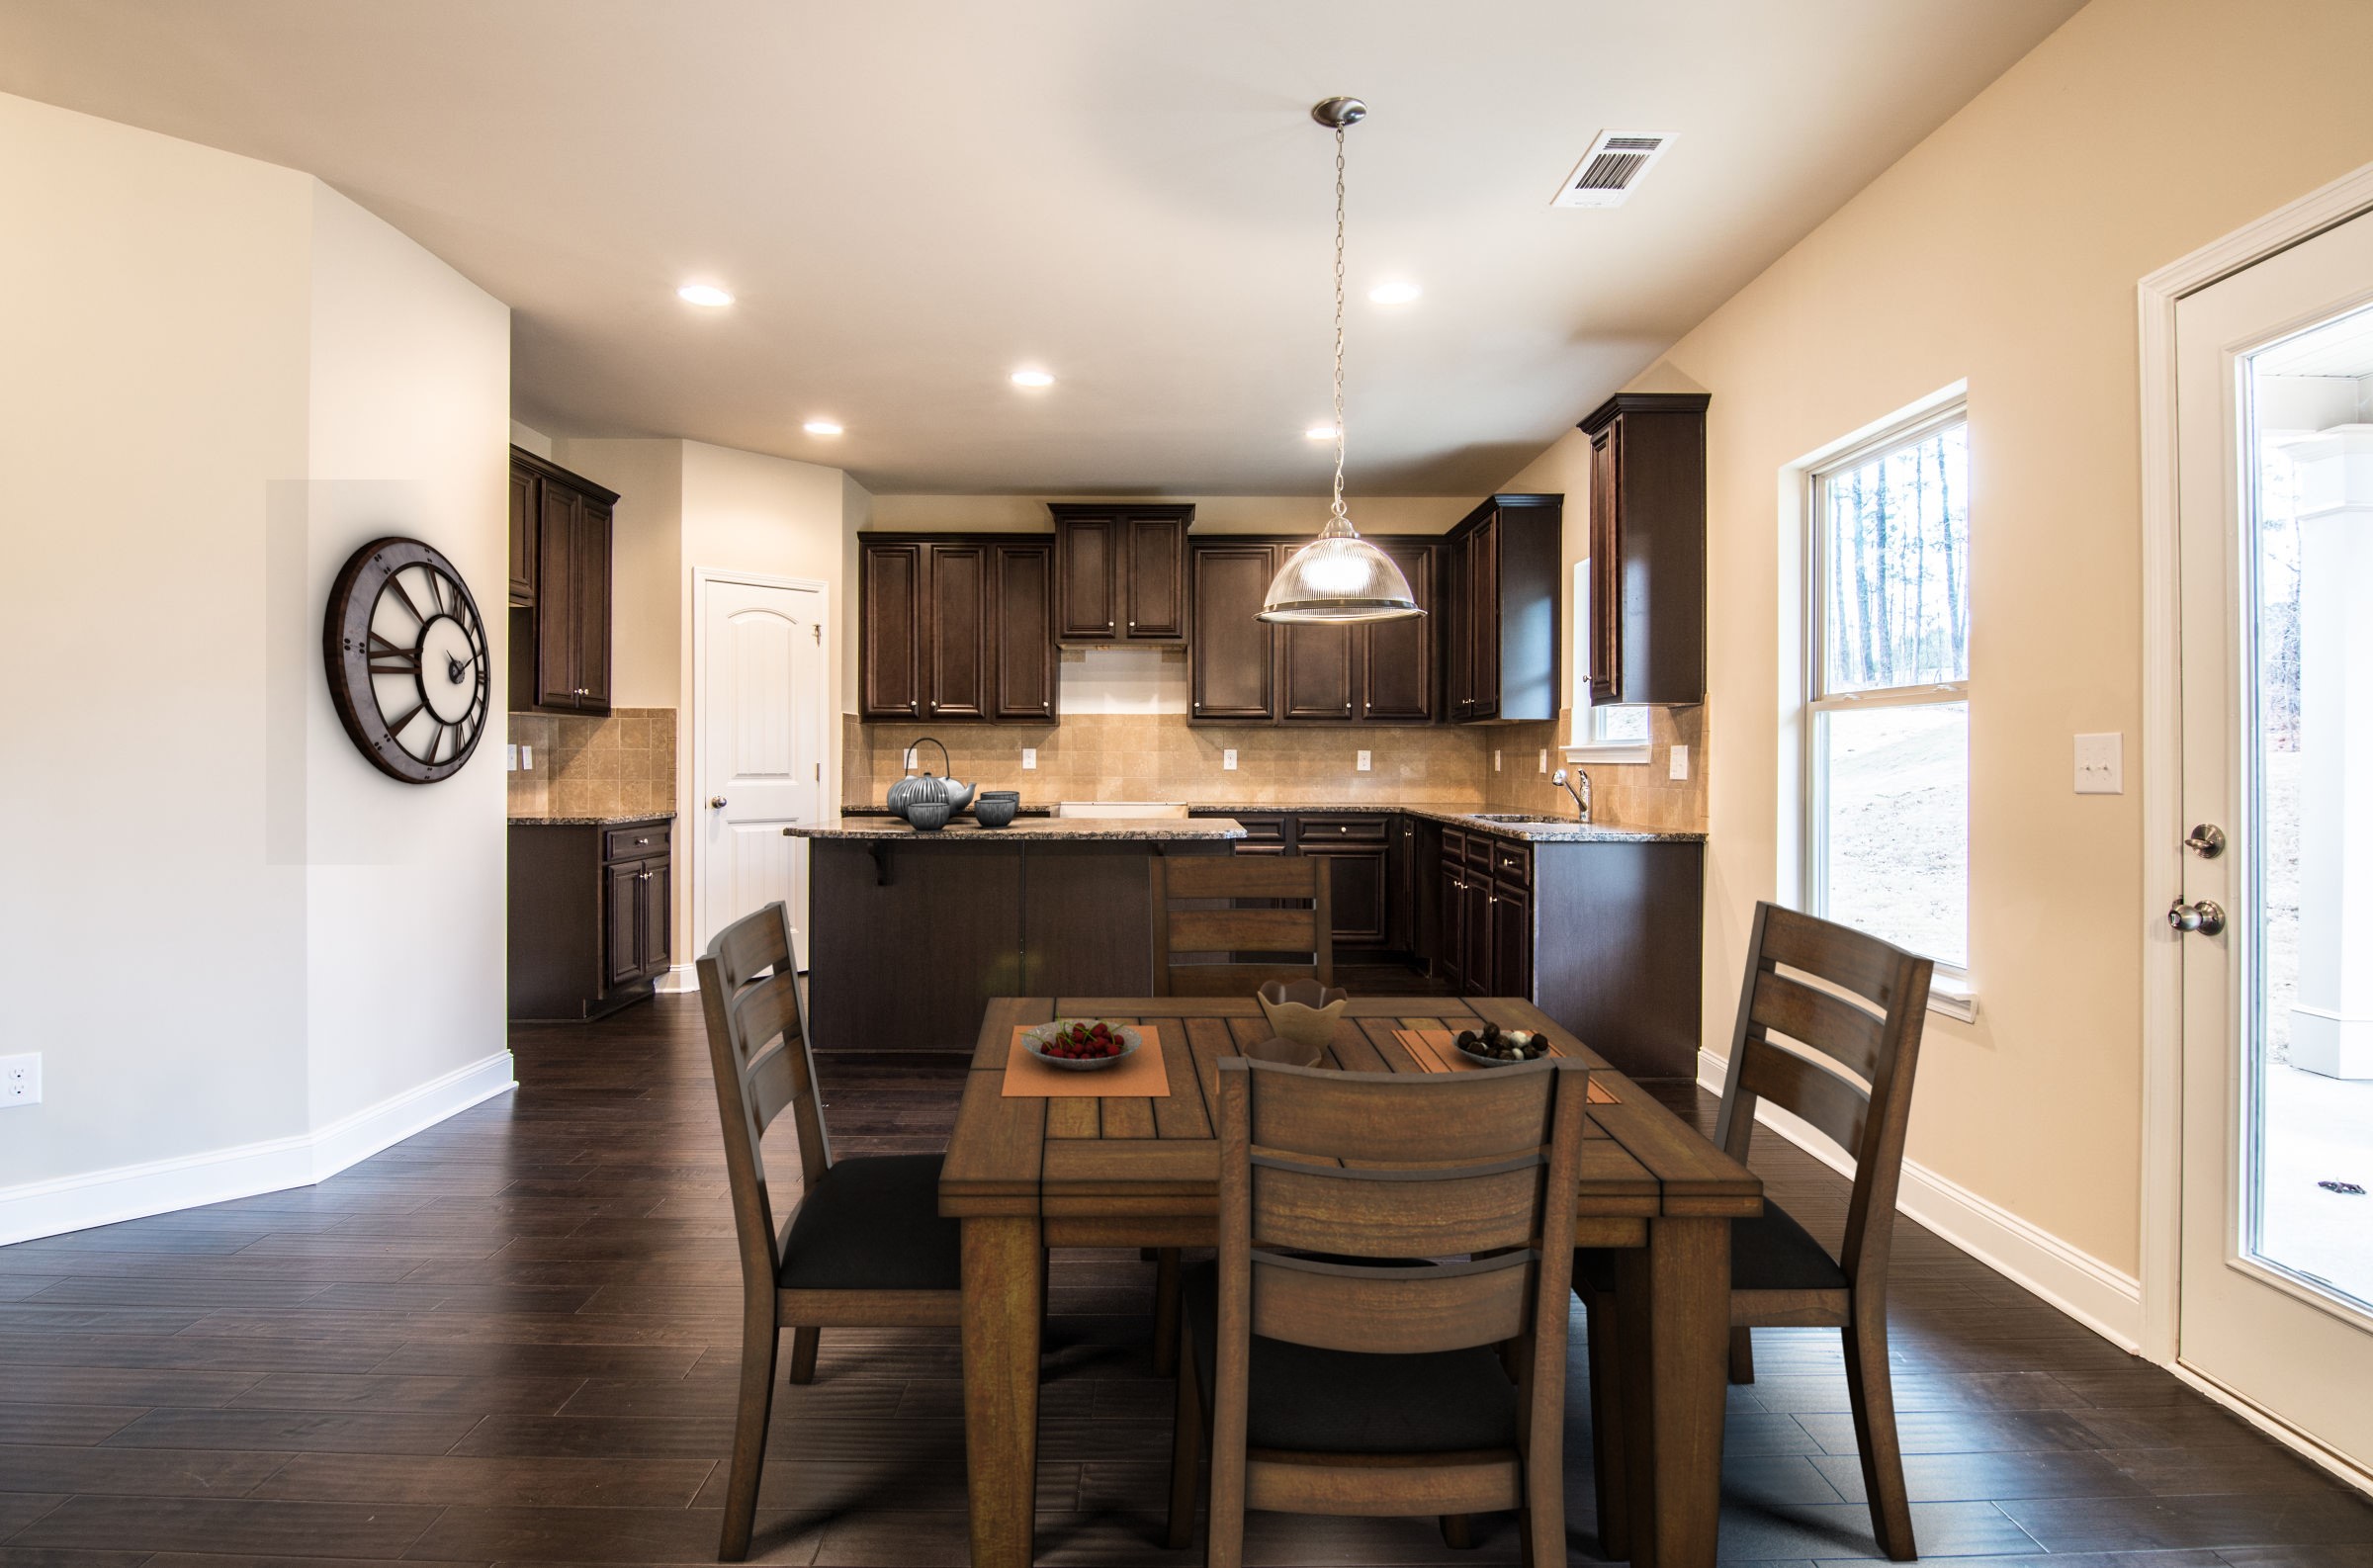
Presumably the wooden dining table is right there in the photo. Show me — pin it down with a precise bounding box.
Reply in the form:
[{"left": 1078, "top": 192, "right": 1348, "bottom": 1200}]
[{"left": 939, "top": 994, "right": 1762, "bottom": 1568}]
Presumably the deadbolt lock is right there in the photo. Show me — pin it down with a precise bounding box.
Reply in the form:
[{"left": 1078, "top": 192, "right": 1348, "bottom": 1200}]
[{"left": 2184, "top": 824, "right": 2227, "bottom": 859}]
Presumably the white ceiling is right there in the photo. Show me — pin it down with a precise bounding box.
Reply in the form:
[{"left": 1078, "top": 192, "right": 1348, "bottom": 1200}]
[{"left": 0, "top": 0, "right": 2084, "bottom": 495}]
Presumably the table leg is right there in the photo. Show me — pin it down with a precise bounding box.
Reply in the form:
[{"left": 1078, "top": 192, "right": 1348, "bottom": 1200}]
[
  {"left": 1614, "top": 1215, "right": 1729, "bottom": 1568},
  {"left": 962, "top": 1214, "right": 1043, "bottom": 1568}
]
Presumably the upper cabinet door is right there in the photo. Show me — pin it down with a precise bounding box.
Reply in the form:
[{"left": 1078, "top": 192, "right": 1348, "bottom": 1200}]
[
  {"left": 1581, "top": 392, "right": 1709, "bottom": 705},
  {"left": 507, "top": 465, "right": 536, "bottom": 605},
  {"left": 1123, "top": 513, "right": 1186, "bottom": 640},
  {"left": 859, "top": 541, "right": 924, "bottom": 720},
  {"left": 1588, "top": 423, "right": 1623, "bottom": 705},
  {"left": 1054, "top": 515, "right": 1117, "bottom": 641},
  {"left": 571, "top": 501, "right": 613, "bottom": 715},
  {"left": 1279, "top": 620, "right": 1356, "bottom": 721},
  {"left": 924, "top": 544, "right": 988, "bottom": 721},
  {"left": 534, "top": 479, "right": 580, "bottom": 709},
  {"left": 1361, "top": 544, "right": 1436, "bottom": 722},
  {"left": 989, "top": 542, "right": 1057, "bottom": 721},
  {"left": 1188, "top": 544, "right": 1277, "bottom": 721},
  {"left": 1465, "top": 512, "right": 1502, "bottom": 721}
]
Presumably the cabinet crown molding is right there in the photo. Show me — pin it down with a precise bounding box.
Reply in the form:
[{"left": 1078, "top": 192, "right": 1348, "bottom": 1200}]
[{"left": 1579, "top": 392, "right": 1710, "bottom": 435}]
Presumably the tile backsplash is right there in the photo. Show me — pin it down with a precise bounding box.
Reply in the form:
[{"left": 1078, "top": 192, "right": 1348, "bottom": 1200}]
[{"left": 508, "top": 707, "right": 676, "bottom": 820}]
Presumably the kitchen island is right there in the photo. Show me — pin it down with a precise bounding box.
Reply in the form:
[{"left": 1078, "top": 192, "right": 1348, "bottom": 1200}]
[{"left": 785, "top": 814, "right": 1244, "bottom": 1053}]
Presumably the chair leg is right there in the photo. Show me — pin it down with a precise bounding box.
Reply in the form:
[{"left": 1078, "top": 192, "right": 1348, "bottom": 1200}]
[
  {"left": 1582, "top": 1287, "right": 1628, "bottom": 1562},
  {"left": 1439, "top": 1515, "right": 1475, "bottom": 1548},
  {"left": 718, "top": 1316, "right": 779, "bottom": 1562},
  {"left": 786, "top": 1327, "right": 820, "bottom": 1386},
  {"left": 1842, "top": 1312, "right": 1917, "bottom": 1561},
  {"left": 1153, "top": 1248, "right": 1183, "bottom": 1376},
  {"left": 1166, "top": 1318, "right": 1202, "bottom": 1551},
  {"left": 1728, "top": 1325, "right": 1755, "bottom": 1385}
]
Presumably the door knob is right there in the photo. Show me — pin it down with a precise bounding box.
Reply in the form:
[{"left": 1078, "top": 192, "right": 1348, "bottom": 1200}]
[
  {"left": 2168, "top": 900, "right": 2226, "bottom": 936},
  {"left": 2185, "top": 824, "right": 2227, "bottom": 859},
  {"left": 710, "top": 796, "right": 729, "bottom": 809}
]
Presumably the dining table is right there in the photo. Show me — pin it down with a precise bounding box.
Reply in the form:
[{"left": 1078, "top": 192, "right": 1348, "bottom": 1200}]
[{"left": 939, "top": 994, "right": 1763, "bottom": 1568}]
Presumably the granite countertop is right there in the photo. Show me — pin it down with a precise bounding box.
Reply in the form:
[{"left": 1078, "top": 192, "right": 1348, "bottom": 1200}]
[
  {"left": 1181, "top": 802, "right": 1706, "bottom": 844},
  {"left": 787, "top": 815, "right": 1247, "bottom": 842},
  {"left": 508, "top": 812, "right": 678, "bottom": 828}
]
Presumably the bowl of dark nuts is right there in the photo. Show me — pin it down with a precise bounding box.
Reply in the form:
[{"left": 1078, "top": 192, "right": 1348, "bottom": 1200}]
[{"left": 1453, "top": 1021, "right": 1549, "bottom": 1067}]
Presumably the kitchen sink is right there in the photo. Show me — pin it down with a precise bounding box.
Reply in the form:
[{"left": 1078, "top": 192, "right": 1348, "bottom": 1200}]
[
  {"left": 1471, "top": 814, "right": 1576, "bottom": 825},
  {"left": 1053, "top": 800, "right": 1190, "bottom": 819}
]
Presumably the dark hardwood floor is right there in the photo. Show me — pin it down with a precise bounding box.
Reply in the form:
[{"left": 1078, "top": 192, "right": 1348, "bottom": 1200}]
[{"left": 1, "top": 994, "right": 2367, "bottom": 1566}]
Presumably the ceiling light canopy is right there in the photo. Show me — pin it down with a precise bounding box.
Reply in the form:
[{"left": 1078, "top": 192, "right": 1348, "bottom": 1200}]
[
  {"left": 1304, "top": 424, "right": 1338, "bottom": 441},
  {"left": 1367, "top": 281, "right": 1423, "bottom": 305},
  {"left": 1260, "top": 97, "right": 1422, "bottom": 626},
  {"left": 1010, "top": 368, "right": 1055, "bottom": 389},
  {"left": 676, "top": 283, "right": 734, "bottom": 307},
  {"left": 803, "top": 419, "right": 844, "bottom": 436}
]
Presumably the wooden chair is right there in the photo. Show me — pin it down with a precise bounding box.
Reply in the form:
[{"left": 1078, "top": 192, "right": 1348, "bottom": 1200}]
[
  {"left": 1150, "top": 854, "right": 1333, "bottom": 996},
  {"left": 695, "top": 902, "right": 963, "bottom": 1562},
  {"left": 1579, "top": 902, "right": 1933, "bottom": 1561},
  {"left": 1168, "top": 1056, "right": 1593, "bottom": 1568}
]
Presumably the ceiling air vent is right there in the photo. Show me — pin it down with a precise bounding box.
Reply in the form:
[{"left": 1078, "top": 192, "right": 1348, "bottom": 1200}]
[{"left": 1551, "top": 131, "right": 1675, "bottom": 209}]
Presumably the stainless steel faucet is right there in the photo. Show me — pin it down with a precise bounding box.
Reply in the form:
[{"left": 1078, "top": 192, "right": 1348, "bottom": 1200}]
[{"left": 1551, "top": 767, "right": 1591, "bottom": 823}]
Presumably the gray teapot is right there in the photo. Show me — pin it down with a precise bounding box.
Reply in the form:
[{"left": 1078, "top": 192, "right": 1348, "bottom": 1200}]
[{"left": 887, "top": 737, "right": 959, "bottom": 821}]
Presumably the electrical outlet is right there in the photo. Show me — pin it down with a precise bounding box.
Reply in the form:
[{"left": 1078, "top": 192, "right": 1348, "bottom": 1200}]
[
  {"left": 2074, "top": 733, "right": 2123, "bottom": 794},
  {"left": 1669, "top": 744, "right": 1690, "bottom": 781},
  {"left": 1356, "top": 749, "right": 1370, "bottom": 772},
  {"left": 1494, "top": 749, "right": 1502, "bottom": 773},
  {"left": 506, "top": 743, "right": 518, "bottom": 771},
  {"left": 1021, "top": 747, "right": 1037, "bottom": 770},
  {"left": 520, "top": 744, "right": 532, "bottom": 770},
  {"left": 0, "top": 1054, "right": 40, "bottom": 1107},
  {"left": 904, "top": 746, "right": 918, "bottom": 769},
  {"left": 1222, "top": 749, "right": 1238, "bottom": 771}
]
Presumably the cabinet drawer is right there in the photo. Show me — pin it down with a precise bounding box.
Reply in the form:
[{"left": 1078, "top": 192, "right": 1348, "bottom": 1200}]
[
  {"left": 1228, "top": 813, "right": 1289, "bottom": 845},
  {"left": 603, "top": 823, "right": 670, "bottom": 863},
  {"left": 1463, "top": 832, "right": 1497, "bottom": 870},
  {"left": 1489, "top": 841, "right": 1532, "bottom": 886},
  {"left": 1298, "top": 815, "right": 1388, "bottom": 843}
]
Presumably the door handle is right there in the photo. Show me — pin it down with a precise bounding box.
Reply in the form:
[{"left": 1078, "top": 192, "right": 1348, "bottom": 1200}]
[
  {"left": 2167, "top": 900, "right": 2226, "bottom": 936},
  {"left": 710, "top": 796, "right": 729, "bottom": 809}
]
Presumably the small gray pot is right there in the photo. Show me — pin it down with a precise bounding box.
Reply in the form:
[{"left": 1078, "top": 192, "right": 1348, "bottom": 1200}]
[
  {"left": 973, "top": 797, "right": 1018, "bottom": 828},
  {"left": 905, "top": 800, "right": 952, "bottom": 832}
]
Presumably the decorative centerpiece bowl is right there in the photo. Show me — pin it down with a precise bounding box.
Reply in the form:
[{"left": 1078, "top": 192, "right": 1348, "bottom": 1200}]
[
  {"left": 1020, "top": 1020, "right": 1143, "bottom": 1072},
  {"left": 1257, "top": 979, "right": 1349, "bottom": 1053},
  {"left": 1242, "top": 1034, "right": 1324, "bottom": 1068},
  {"left": 1452, "top": 1022, "right": 1548, "bottom": 1068}
]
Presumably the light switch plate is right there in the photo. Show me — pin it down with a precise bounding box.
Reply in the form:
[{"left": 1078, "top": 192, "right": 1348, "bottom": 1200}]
[
  {"left": 1494, "top": 749, "right": 1502, "bottom": 773},
  {"left": 1021, "top": 747, "right": 1037, "bottom": 770},
  {"left": 1356, "top": 749, "right": 1371, "bottom": 772},
  {"left": 903, "top": 747, "right": 918, "bottom": 769},
  {"left": 506, "top": 743, "right": 518, "bottom": 771},
  {"left": 0, "top": 1054, "right": 39, "bottom": 1107},
  {"left": 520, "top": 744, "right": 532, "bottom": 770},
  {"left": 1669, "top": 744, "right": 1690, "bottom": 781},
  {"left": 1538, "top": 749, "right": 1548, "bottom": 774},
  {"left": 1222, "top": 749, "right": 1237, "bottom": 771},
  {"left": 2075, "top": 733, "right": 2123, "bottom": 794}
]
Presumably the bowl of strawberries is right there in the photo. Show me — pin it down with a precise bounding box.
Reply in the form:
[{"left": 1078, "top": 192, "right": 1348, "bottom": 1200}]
[{"left": 1021, "top": 1019, "right": 1142, "bottom": 1071}]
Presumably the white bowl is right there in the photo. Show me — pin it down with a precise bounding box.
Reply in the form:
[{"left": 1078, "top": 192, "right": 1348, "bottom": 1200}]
[{"left": 1020, "top": 1020, "right": 1143, "bottom": 1072}]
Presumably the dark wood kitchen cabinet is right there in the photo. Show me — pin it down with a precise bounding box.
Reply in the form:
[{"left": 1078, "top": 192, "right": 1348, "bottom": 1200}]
[
  {"left": 507, "top": 448, "right": 617, "bottom": 715},
  {"left": 510, "top": 817, "right": 671, "bottom": 1020},
  {"left": 1188, "top": 537, "right": 1441, "bottom": 726},
  {"left": 1051, "top": 503, "right": 1189, "bottom": 643},
  {"left": 1445, "top": 493, "right": 1561, "bottom": 723},
  {"left": 857, "top": 533, "right": 1058, "bottom": 724},
  {"left": 1297, "top": 814, "right": 1389, "bottom": 948},
  {"left": 1581, "top": 392, "right": 1708, "bottom": 705}
]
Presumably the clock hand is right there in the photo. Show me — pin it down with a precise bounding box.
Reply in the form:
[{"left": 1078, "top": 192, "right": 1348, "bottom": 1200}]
[{"left": 445, "top": 653, "right": 469, "bottom": 683}]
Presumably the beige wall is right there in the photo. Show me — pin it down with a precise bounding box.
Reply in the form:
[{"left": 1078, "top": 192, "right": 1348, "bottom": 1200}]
[
  {"left": 1607, "top": 0, "right": 2373, "bottom": 1275},
  {"left": 550, "top": 437, "right": 683, "bottom": 711},
  {"left": 0, "top": 91, "right": 509, "bottom": 1235}
]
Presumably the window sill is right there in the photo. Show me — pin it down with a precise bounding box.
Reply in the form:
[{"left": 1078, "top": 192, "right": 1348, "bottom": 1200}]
[
  {"left": 1560, "top": 741, "right": 1653, "bottom": 765},
  {"left": 1928, "top": 978, "right": 1978, "bottom": 1024}
]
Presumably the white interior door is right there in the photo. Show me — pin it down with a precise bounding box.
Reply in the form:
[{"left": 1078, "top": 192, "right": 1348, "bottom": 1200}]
[
  {"left": 2175, "top": 205, "right": 2373, "bottom": 1474},
  {"left": 695, "top": 573, "right": 827, "bottom": 967}
]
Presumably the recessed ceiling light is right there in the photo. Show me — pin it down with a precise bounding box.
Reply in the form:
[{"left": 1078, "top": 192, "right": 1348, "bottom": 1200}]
[
  {"left": 1010, "top": 369, "right": 1055, "bottom": 389},
  {"left": 677, "top": 283, "right": 734, "bottom": 307},
  {"left": 1304, "top": 424, "right": 1339, "bottom": 441},
  {"left": 1367, "top": 281, "right": 1422, "bottom": 305},
  {"left": 803, "top": 419, "right": 843, "bottom": 437}
]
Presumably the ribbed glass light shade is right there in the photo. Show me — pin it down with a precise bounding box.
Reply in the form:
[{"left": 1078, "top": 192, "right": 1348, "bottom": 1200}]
[{"left": 1257, "top": 516, "right": 1424, "bottom": 624}]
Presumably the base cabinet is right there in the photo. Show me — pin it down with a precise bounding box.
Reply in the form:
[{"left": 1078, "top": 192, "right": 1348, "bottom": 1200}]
[{"left": 509, "top": 818, "right": 672, "bottom": 1020}]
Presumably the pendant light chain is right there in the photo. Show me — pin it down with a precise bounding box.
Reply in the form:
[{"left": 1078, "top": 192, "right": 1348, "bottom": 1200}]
[{"left": 1329, "top": 124, "right": 1350, "bottom": 528}]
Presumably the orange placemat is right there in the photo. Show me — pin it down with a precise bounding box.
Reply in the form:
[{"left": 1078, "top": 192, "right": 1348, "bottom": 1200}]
[
  {"left": 1394, "top": 1028, "right": 1619, "bottom": 1102},
  {"left": 1003, "top": 1023, "right": 1174, "bottom": 1098}
]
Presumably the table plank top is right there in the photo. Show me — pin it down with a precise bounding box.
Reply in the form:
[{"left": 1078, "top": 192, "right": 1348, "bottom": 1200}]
[{"left": 941, "top": 996, "right": 1760, "bottom": 1221}]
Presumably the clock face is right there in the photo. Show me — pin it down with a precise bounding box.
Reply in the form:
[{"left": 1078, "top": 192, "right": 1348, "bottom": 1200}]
[{"left": 323, "top": 537, "right": 490, "bottom": 784}]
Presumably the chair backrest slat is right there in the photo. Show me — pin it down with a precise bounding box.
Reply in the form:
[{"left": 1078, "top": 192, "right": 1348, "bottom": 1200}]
[
  {"left": 1151, "top": 854, "right": 1333, "bottom": 996},
  {"left": 1247, "top": 1065, "right": 1552, "bottom": 1166},
  {"left": 1249, "top": 1253, "right": 1534, "bottom": 1354},
  {"left": 696, "top": 903, "right": 832, "bottom": 1296},
  {"left": 1715, "top": 901, "right": 1932, "bottom": 1291},
  {"left": 1252, "top": 1155, "right": 1545, "bottom": 1259}
]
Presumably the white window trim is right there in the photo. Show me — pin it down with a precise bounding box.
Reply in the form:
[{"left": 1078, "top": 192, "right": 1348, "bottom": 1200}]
[
  {"left": 1566, "top": 557, "right": 1653, "bottom": 763},
  {"left": 1800, "top": 399, "right": 1977, "bottom": 1000}
]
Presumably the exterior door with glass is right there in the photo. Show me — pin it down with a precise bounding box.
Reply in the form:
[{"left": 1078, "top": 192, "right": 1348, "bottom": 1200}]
[{"left": 2174, "top": 204, "right": 2373, "bottom": 1475}]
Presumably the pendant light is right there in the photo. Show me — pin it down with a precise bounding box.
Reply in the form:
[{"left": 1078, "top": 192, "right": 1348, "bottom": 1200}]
[{"left": 1258, "top": 96, "right": 1423, "bottom": 625}]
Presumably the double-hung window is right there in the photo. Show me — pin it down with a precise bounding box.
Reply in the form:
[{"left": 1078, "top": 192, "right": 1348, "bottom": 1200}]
[{"left": 1805, "top": 409, "right": 1971, "bottom": 978}]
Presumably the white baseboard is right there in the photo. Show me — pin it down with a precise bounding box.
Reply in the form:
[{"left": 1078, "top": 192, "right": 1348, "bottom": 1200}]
[
  {"left": 654, "top": 963, "right": 697, "bottom": 995},
  {"left": 1698, "top": 1048, "right": 2145, "bottom": 1353},
  {"left": 0, "top": 1052, "right": 515, "bottom": 1248}
]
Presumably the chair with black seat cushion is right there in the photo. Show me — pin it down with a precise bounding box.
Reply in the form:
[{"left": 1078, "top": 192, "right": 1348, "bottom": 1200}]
[
  {"left": 696, "top": 902, "right": 961, "bottom": 1562},
  {"left": 1577, "top": 901, "right": 1933, "bottom": 1561},
  {"left": 1167, "top": 1055, "right": 1593, "bottom": 1568}
]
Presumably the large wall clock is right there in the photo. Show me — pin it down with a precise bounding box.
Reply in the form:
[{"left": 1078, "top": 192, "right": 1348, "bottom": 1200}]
[{"left": 322, "top": 536, "right": 490, "bottom": 784}]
